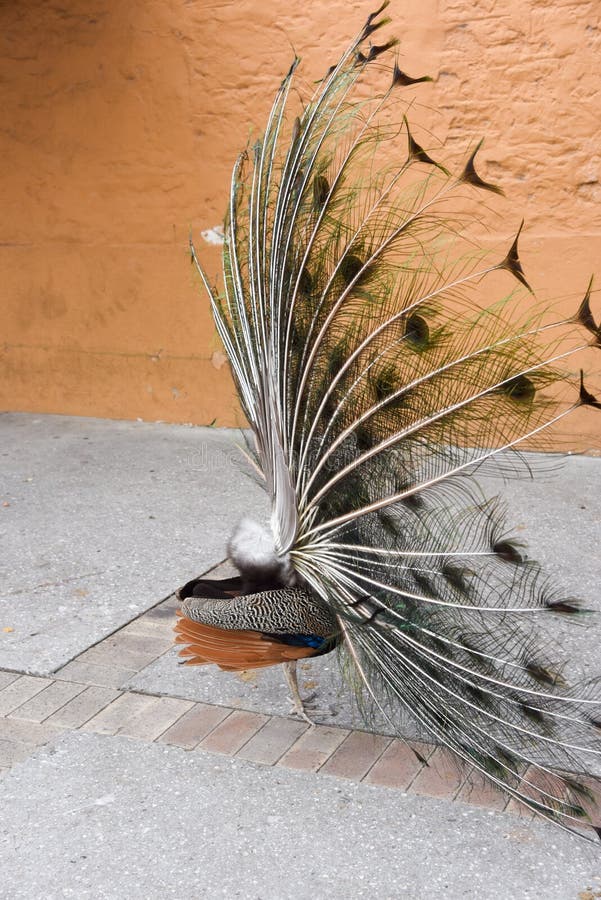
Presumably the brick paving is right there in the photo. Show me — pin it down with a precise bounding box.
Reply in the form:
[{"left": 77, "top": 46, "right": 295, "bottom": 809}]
[
  {"left": 238, "top": 716, "right": 307, "bottom": 766},
  {"left": 364, "top": 739, "right": 433, "bottom": 790},
  {"left": 0, "top": 675, "right": 54, "bottom": 716},
  {"left": 320, "top": 729, "right": 391, "bottom": 781},
  {"left": 158, "top": 701, "right": 231, "bottom": 749},
  {"left": 199, "top": 709, "right": 270, "bottom": 755},
  {"left": 9, "top": 680, "right": 86, "bottom": 723},
  {"left": 0, "top": 591, "right": 599, "bottom": 832},
  {"left": 278, "top": 724, "right": 349, "bottom": 772},
  {"left": 46, "top": 685, "right": 121, "bottom": 729}
]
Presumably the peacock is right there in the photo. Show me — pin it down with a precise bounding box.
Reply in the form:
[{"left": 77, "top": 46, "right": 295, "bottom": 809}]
[{"left": 175, "top": 3, "right": 601, "bottom": 840}]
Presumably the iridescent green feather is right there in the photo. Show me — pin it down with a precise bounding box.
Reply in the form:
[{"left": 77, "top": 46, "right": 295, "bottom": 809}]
[{"left": 191, "top": 3, "right": 601, "bottom": 841}]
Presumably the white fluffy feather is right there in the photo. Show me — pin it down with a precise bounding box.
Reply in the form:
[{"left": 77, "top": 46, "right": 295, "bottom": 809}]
[{"left": 227, "top": 517, "right": 294, "bottom": 585}]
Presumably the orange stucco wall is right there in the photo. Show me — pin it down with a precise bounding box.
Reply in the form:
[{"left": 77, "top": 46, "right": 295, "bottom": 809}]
[{"left": 1, "top": 1, "right": 600, "bottom": 446}]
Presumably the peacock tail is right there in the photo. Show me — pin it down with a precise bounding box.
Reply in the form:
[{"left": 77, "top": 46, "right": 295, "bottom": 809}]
[{"left": 190, "top": 3, "right": 601, "bottom": 840}]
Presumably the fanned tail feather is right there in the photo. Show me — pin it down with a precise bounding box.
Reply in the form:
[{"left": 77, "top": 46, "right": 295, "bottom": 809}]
[{"left": 192, "top": 4, "right": 601, "bottom": 839}]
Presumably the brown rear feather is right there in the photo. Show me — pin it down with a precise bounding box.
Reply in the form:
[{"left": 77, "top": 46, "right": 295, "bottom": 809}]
[{"left": 174, "top": 609, "right": 319, "bottom": 671}]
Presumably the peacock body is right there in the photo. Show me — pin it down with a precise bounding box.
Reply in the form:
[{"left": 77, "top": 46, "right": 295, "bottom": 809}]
[{"left": 176, "top": 3, "right": 601, "bottom": 840}]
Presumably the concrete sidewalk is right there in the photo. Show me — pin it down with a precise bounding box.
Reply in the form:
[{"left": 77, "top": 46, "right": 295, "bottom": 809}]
[{"left": 1, "top": 412, "right": 601, "bottom": 899}]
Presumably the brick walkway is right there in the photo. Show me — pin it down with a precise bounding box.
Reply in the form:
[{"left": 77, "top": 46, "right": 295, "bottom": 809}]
[{"left": 0, "top": 588, "right": 597, "bottom": 832}]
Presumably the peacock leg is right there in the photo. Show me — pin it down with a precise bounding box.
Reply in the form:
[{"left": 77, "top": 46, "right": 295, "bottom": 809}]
[{"left": 283, "top": 660, "right": 318, "bottom": 725}]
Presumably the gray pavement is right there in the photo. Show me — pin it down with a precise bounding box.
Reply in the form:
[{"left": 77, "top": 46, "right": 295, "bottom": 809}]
[
  {"left": 0, "top": 413, "right": 266, "bottom": 674},
  {"left": 1, "top": 730, "right": 600, "bottom": 900},
  {"left": 2, "top": 412, "right": 601, "bottom": 899}
]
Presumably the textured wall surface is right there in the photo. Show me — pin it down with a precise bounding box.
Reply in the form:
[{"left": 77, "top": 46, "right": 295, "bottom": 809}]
[{"left": 1, "top": 1, "right": 600, "bottom": 444}]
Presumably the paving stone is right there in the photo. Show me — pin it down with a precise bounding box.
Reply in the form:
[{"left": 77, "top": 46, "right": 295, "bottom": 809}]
[
  {"left": 237, "top": 716, "right": 307, "bottom": 765},
  {"left": 410, "top": 746, "right": 468, "bottom": 799},
  {"left": 46, "top": 686, "right": 122, "bottom": 729},
  {"left": 505, "top": 798, "right": 536, "bottom": 821},
  {"left": 158, "top": 702, "right": 232, "bottom": 749},
  {"left": 78, "top": 631, "right": 173, "bottom": 672},
  {"left": 199, "top": 710, "right": 269, "bottom": 755},
  {"left": 0, "top": 713, "right": 64, "bottom": 767},
  {"left": 144, "top": 598, "right": 179, "bottom": 621},
  {"left": 575, "top": 775, "right": 601, "bottom": 827},
  {"left": 104, "top": 631, "right": 175, "bottom": 654},
  {"left": 0, "top": 671, "right": 19, "bottom": 691},
  {"left": 54, "top": 660, "right": 137, "bottom": 688},
  {"left": 0, "top": 675, "right": 53, "bottom": 716},
  {"left": 503, "top": 766, "right": 595, "bottom": 826},
  {"left": 0, "top": 739, "right": 34, "bottom": 767},
  {"left": 364, "top": 739, "right": 433, "bottom": 789},
  {"left": 8, "top": 680, "right": 86, "bottom": 722},
  {"left": 118, "top": 697, "right": 194, "bottom": 741},
  {"left": 0, "top": 717, "right": 63, "bottom": 745},
  {"left": 81, "top": 692, "right": 158, "bottom": 735},
  {"left": 319, "top": 730, "right": 390, "bottom": 780},
  {"left": 119, "top": 615, "right": 175, "bottom": 638},
  {"left": 455, "top": 768, "right": 509, "bottom": 811},
  {"left": 278, "top": 724, "right": 350, "bottom": 772},
  {"left": 505, "top": 766, "right": 547, "bottom": 821}
]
